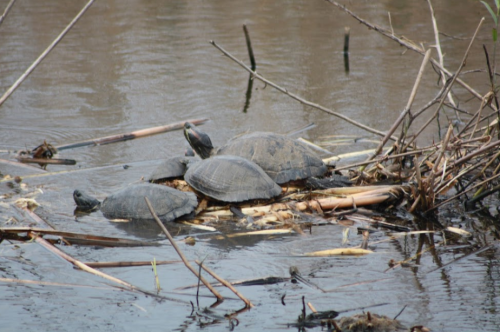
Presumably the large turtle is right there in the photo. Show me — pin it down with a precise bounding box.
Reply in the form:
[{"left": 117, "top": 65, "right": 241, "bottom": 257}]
[
  {"left": 184, "top": 122, "right": 327, "bottom": 184},
  {"left": 73, "top": 183, "right": 198, "bottom": 221},
  {"left": 184, "top": 155, "right": 282, "bottom": 202}
]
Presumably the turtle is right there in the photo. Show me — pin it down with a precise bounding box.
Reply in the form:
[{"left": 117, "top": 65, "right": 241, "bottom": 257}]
[
  {"left": 147, "top": 156, "right": 195, "bottom": 183},
  {"left": 183, "top": 155, "right": 282, "bottom": 202},
  {"left": 184, "top": 122, "right": 327, "bottom": 184},
  {"left": 73, "top": 183, "right": 198, "bottom": 221}
]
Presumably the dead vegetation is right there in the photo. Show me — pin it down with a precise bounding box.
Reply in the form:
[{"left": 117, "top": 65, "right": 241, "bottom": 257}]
[{"left": 1, "top": 0, "right": 499, "bottom": 331}]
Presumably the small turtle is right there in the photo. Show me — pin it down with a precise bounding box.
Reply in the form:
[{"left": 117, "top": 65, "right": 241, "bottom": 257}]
[
  {"left": 184, "top": 155, "right": 282, "bottom": 202},
  {"left": 73, "top": 183, "right": 198, "bottom": 221},
  {"left": 147, "top": 156, "right": 195, "bottom": 183},
  {"left": 184, "top": 122, "right": 327, "bottom": 184}
]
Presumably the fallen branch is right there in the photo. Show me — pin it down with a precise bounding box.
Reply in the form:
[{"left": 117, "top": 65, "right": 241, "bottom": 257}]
[{"left": 0, "top": 227, "right": 160, "bottom": 247}]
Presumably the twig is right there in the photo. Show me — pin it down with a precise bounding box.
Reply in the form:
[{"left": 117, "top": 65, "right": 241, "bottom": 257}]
[
  {"left": 403, "top": 17, "right": 485, "bottom": 149},
  {"left": 144, "top": 197, "right": 224, "bottom": 302},
  {"left": 195, "top": 260, "right": 254, "bottom": 308},
  {"left": 0, "top": 0, "right": 16, "bottom": 26},
  {"left": 0, "top": 0, "right": 95, "bottom": 107},
  {"left": 427, "top": 0, "right": 457, "bottom": 109},
  {"left": 210, "top": 40, "right": 396, "bottom": 140},
  {"left": 243, "top": 24, "right": 256, "bottom": 70}
]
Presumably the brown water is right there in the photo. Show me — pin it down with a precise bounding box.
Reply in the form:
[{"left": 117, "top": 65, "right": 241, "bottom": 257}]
[{"left": 1, "top": 0, "right": 499, "bottom": 331}]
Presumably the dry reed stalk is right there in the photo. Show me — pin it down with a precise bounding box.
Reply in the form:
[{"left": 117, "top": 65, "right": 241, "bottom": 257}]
[
  {"left": 426, "top": 0, "right": 457, "bottom": 109},
  {"left": 195, "top": 260, "right": 254, "bottom": 308},
  {"left": 0, "top": 0, "right": 95, "bottom": 107},
  {"left": 84, "top": 260, "right": 179, "bottom": 268},
  {"left": 209, "top": 41, "right": 395, "bottom": 140},
  {"left": 56, "top": 118, "right": 208, "bottom": 151},
  {"left": 144, "top": 197, "right": 224, "bottom": 302},
  {"left": 0, "top": 0, "right": 16, "bottom": 26},
  {"left": 402, "top": 17, "right": 485, "bottom": 150}
]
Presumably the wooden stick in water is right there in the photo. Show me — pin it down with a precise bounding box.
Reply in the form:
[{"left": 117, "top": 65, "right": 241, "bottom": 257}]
[
  {"left": 56, "top": 118, "right": 209, "bottom": 151},
  {"left": 243, "top": 24, "right": 256, "bottom": 70},
  {"left": 17, "top": 157, "right": 76, "bottom": 166},
  {"left": 144, "top": 197, "right": 224, "bottom": 302}
]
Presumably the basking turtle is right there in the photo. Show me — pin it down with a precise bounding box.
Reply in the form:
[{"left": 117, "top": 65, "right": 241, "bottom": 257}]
[
  {"left": 184, "top": 122, "right": 327, "bottom": 184},
  {"left": 147, "top": 156, "right": 195, "bottom": 184},
  {"left": 73, "top": 183, "right": 198, "bottom": 221},
  {"left": 184, "top": 155, "right": 282, "bottom": 202}
]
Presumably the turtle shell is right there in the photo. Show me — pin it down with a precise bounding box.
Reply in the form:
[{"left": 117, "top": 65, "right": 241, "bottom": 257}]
[
  {"left": 148, "top": 156, "right": 193, "bottom": 183},
  {"left": 184, "top": 155, "right": 282, "bottom": 202},
  {"left": 215, "top": 132, "right": 327, "bottom": 184},
  {"left": 100, "top": 183, "right": 198, "bottom": 221}
]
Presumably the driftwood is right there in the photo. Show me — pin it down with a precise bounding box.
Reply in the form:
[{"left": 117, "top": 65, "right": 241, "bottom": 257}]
[
  {"left": 56, "top": 118, "right": 209, "bottom": 151},
  {"left": 0, "top": 227, "right": 160, "bottom": 247}
]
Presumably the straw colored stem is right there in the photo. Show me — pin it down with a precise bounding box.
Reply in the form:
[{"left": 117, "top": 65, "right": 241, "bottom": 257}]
[
  {"left": 0, "top": 0, "right": 16, "bottom": 26},
  {"left": 56, "top": 118, "right": 208, "bottom": 151},
  {"left": 195, "top": 260, "right": 254, "bottom": 308},
  {"left": 0, "top": 0, "right": 95, "bottom": 107},
  {"left": 144, "top": 197, "right": 224, "bottom": 302},
  {"left": 403, "top": 17, "right": 485, "bottom": 149},
  {"left": 427, "top": 0, "right": 457, "bottom": 109}
]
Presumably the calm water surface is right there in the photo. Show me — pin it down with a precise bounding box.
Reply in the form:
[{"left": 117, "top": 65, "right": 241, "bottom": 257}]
[{"left": 1, "top": 0, "right": 499, "bottom": 331}]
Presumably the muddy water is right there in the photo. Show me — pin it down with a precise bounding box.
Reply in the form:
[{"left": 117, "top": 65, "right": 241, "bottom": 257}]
[{"left": 1, "top": 0, "right": 499, "bottom": 331}]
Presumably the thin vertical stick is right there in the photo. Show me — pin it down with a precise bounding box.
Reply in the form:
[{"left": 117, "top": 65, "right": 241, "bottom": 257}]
[
  {"left": 343, "top": 27, "right": 350, "bottom": 54},
  {"left": 144, "top": 197, "right": 224, "bottom": 302},
  {"left": 243, "top": 24, "right": 256, "bottom": 70},
  {"left": 427, "top": 0, "right": 457, "bottom": 109},
  {"left": 0, "top": 0, "right": 95, "bottom": 107},
  {"left": 0, "top": 0, "right": 16, "bottom": 26},
  {"left": 403, "top": 17, "right": 485, "bottom": 150}
]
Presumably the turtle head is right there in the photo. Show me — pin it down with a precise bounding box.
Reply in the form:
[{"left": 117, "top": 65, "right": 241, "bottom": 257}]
[
  {"left": 73, "top": 189, "right": 101, "bottom": 212},
  {"left": 183, "top": 122, "right": 213, "bottom": 159}
]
